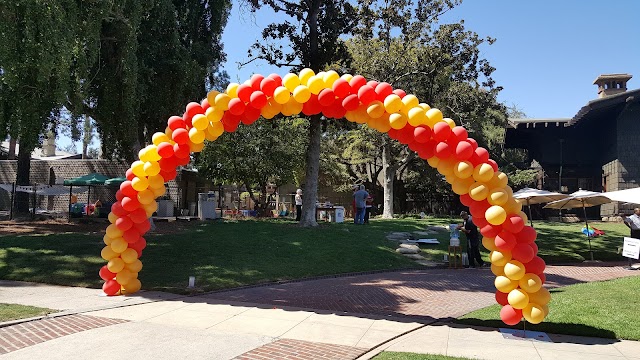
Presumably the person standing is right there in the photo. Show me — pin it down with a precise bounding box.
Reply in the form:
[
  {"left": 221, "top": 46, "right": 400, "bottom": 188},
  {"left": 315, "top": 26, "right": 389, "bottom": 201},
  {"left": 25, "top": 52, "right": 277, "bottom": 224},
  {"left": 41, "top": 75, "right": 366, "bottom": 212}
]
[
  {"left": 295, "top": 189, "right": 303, "bottom": 222},
  {"left": 624, "top": 208, "right": 640, "bottom": 239},
  {"left": 353, "top": 185, "right": 369, "bottom": 225},
  {"left": 364, "top": 193, "right": 373, "bottom": 224},
  {"left": 458, "top": 211, "right": 484, "bottom": 268}
]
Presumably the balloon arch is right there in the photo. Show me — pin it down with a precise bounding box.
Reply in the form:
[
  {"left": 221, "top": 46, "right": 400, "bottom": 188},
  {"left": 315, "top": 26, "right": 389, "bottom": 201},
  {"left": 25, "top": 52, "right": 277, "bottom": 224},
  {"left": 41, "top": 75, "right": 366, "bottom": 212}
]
[{"left": 99, "top": 69, "right": 550, "bottom": 325}]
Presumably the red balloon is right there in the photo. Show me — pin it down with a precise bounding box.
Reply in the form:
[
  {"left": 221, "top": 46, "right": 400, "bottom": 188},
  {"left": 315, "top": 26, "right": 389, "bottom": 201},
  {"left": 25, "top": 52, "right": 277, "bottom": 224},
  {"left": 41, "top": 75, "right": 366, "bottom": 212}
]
[
  {"left": 241, "top": 104, "right": 261, "bottom": 125},
  {"left": 228, "top": 98, "right": 246, "bottom": 116},
  {"left": 397, "top": 125, "right": 416, "bottom": 144},
  {"left": 538, "top": 272, "right": 546, "bottom": 284},
  {"left": 495, "top": 231, "right": 517, "bottom": 252},
  {"left": 472, "top": 216, "right": 488, "bottom": 229},
  {"left": 433, "top": 122, "right": 451, "bottom": 142},
  {"left": 267, "top": 73, "right": 282, "bottom": 85},
  {"left": 236, "top": 84, "right": 253, "bottom": 102},
  {"left": 120, "top": 181, "right": 137, "bottom": 198},
  {"left": 474, "top": 147, "right": 490, "bottom": 163},
  {"left": 160, "top": 168, "right": 177, "bottom": 181},
  {"left": 342, "top": 94, "right": 360, "bottom": 111},
  {"left": 115, "top": 216, "right": 133, "bottom": 231},
  {"left": 460, "top": 194, "right": 473, "bottom": 206},
  {"left": 495, "top": 290, "right": 509, "bottom": 306},
  {"left": 129, "top": 208, "right": 148, "bottom": 224},
  {"left": 467, "top": 138, "right": 478, "bottom": 148},
  {"left": 126, "top": 169, "right": 135, "bottom": 181},
  {"left": 387, "top": 128, "right": 399, "bottom": 140},
  {"left": 186, "top": 102, "right": 205, "bottom": 118},
  {"left": 481, "top": 224, "right": 502, "bottom": 238},
  {"left": 503, "top": 214, "right": 525, "bottom": 234},
  {"left": 129, "top": 237, "right": 147, "bottom": 257},
  {"left": 435, "top": 142, "right": 451, "bottom": 159},
  {"left": 525, "top": 256, "right": 546, "bottom": 274},
  {"left": 392, "top": 89, "right": 406, "bottom": 98},
  {"left": 167, "top": 116, "right": 186, "bottom": 131},
  {"left": 260, "top": 77, "right": 278, "bottom": 97},
  {"left": 134, "top": 219, "right": 151, "bottom": 234},
  {"left": 177, "top": 155, "right": 191, "bottom": 166},
  {"left": 375, "top": 82, "right": 393, "bottom": 99},
  {"left": 530, "top": 241, "right": 539, "bottom": 254},
  {"left": 408, "top": 141, "right": 421, "bottom": 152},
  {"left": 115, "top": 190, "right": 125, "bottom": 202},
  {"left": 159, "top": 156, "right": 178, "bottom": 171},
  {"left": 302, "top": 95, "right": 322, "bottom": 116},
  {"left": 414, "top": 126, "right": 432, "bottom": 143},
  {"left": 332, "top": 78, "right": 351, "bottom": 98},
  {"left": 111, "top": 202, "right": 128, "bottom": 217},
  {"left": 173, "top": 143, "right": 190, "bottom": 159},
  {"left": 121, "top": 196, "right": 141, "bottom": 212},
  {"left": 455, "top": 141, "right": 474, "bottom": 160},
  {"left": 511, "top": 243, "right": 535, "bottom": 263},
  {"left": 451, "top": 126, "right": 468, "bottom": 141},
  {"left": 182, "top": 111, "right": 193, "bottom": 128},
  {"left": 249, "top": 91, "right": 267, "bottom": 109},
  {"left": 488, "top": 159, "right": 499, "bottom": 172},
  {"left": 332, "top": 105, "right": 347, "bottom": 119},
  {"left": 250, "top": 74, "right": 264, "bottom": 90},
  {"left": 123, "top": 228, "right": 141, "bottom": 244},
  {"left": 103, "top": 279, "right": 121, "bottom": 296},
  {"left": 171, "top": 128, "right": 189, "bottom": 145},
  {"left": 318, "top": 89, "right": 336, "bottom": 107},
  {"left": 349, "top": 75, "right": 367, "bottom": 93},
  {"left": 469, "top": 200, "right": 490, "bottom": 218},
  {"left": 357, "top": 85, "right": 376, "bottom": 105},
  {"left": 157, "top": 142, "right": 174, "bottom": 158},
  {"left": 366, "top": 80, "right": 379, "bottom": 89},
  {"left": 516, "top": 226, "right": 537, "bottom": 244},
  {"left": 222, "top": 112, "right": 241, "bottom": 132},
  {"left": 99, "top": 265, "right": 116, "bottom": 281},
  {"left": 500, "top": 305, "right": 522, "bottom": 326},
  {"left": 200, "top": 98, "right": 210, "bottom": 111},
  {"left": 420, "top": 140, "right": 437, "bottom": 159}
]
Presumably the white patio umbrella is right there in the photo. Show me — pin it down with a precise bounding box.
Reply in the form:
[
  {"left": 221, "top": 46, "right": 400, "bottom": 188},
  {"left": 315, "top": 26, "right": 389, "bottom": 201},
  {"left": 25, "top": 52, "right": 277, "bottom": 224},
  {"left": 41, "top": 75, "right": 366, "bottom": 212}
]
[
  {"left": 544, "top": 189, "right": 611, "bottom": 261},
  {"left": 603, "top": 187, "right": 640, "bottom": 206},
  {"left": 513, "top": 187, "right": 568, "bottom": 228}
]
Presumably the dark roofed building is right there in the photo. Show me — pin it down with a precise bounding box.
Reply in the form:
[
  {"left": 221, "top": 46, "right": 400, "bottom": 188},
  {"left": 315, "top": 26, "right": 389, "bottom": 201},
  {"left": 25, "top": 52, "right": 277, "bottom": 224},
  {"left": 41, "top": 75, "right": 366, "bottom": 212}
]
[{"left": 505, "top": 73, "right": 640, "bottom": 218}]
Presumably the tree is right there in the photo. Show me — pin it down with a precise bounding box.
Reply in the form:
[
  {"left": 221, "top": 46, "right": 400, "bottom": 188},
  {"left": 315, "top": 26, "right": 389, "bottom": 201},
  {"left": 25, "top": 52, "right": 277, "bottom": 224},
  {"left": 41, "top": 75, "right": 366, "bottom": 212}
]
[
  {"left": 195, "top": 118, "right": 307, "bottom": 215},
  {"left": 244, "top": 0, "right": 357, "bottom": 226}
]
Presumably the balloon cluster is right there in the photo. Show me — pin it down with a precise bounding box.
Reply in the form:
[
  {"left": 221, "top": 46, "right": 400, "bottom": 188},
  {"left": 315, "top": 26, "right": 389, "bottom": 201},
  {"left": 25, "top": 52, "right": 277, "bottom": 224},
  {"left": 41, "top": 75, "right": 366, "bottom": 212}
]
[{"left": 99, "top": 69, "right": 549, "bottom": 326}]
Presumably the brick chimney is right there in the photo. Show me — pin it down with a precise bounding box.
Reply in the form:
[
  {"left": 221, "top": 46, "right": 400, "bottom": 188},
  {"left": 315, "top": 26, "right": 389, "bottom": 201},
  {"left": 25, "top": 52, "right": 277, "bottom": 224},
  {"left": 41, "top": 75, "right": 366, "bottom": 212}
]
[{"left": 593, "top": 73, "right": 632, "bottom": 98}]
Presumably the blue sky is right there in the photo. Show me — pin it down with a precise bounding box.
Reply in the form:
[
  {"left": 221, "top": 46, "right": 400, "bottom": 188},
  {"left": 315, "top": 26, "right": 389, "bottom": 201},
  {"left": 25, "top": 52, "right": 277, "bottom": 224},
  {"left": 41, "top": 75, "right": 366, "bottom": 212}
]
[{"left": 60, "top": 0, "right": 640, "bottom": 150}]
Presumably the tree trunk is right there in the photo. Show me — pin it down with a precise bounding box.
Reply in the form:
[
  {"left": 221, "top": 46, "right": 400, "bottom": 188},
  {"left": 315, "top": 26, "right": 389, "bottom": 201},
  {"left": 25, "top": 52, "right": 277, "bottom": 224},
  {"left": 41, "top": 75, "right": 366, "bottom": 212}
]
[
  {"left": 8, "top": 137, "right": 17, "bottom": 160},
  {"left": 82, "top": 115, "right": 90, "bottom": 159},
  {"left": 15, "top": 142, "right": 32, "bottom": 213},
  {"left": 382, "top": 140, "right": 394, "bottom": 219},
  {"left": 300, "top": 114, "right": 321, "bottom": 226}
]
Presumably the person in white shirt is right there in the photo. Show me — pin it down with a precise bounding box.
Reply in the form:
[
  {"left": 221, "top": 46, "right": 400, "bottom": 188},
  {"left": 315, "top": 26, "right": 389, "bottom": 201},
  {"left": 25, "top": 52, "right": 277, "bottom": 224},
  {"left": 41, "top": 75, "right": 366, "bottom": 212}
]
[
  {"left": 295, "top": 189, "right": 303, "bottom": 221},
  {"left": 624, "top": 208, "right": 640, "bottom": 239}
]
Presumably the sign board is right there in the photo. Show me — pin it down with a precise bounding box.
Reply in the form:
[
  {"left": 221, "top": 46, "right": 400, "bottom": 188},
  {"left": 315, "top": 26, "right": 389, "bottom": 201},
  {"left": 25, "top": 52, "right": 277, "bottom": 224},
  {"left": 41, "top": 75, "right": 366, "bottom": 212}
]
[{"left": 623, "top": 237, "right": 640, "bottom": 260}]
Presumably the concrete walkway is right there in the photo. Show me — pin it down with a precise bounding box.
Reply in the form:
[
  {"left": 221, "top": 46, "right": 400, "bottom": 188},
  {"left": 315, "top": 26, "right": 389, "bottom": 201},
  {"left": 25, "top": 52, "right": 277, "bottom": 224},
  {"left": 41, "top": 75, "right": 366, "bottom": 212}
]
[{"left": 1, "top": 263, "right": 639, "bottom": 359}]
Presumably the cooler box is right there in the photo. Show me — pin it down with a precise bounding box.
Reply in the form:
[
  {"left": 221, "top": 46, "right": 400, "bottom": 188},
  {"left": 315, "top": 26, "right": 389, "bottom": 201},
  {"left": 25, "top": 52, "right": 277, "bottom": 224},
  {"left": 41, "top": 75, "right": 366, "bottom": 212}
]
[
  {"left": 334, "top": 206, "right": 345, "bottom": 223},
  {"left": 198, "top": 193, "right": 218, "bottom": 220}
]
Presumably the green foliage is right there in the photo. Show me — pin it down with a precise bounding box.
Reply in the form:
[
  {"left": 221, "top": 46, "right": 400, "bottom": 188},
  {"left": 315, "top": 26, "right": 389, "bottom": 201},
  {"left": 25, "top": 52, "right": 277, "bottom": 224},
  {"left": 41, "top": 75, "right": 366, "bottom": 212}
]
[{"left": 0, "top": 303, "right": 53, "bottom": 322}]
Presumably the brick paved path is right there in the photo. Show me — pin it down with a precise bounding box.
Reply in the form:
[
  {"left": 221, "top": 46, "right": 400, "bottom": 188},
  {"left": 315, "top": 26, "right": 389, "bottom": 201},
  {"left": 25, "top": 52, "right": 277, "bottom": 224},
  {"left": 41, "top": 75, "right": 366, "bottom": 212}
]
[
  {"left": 234, "top": 339, "right": 366, "bottom": 360},
  {"left": 204, "top": 262, "right": 638, "bottom": 321},
  {"left": 0, "top": 315, "right": 127, "bottom": 355}
]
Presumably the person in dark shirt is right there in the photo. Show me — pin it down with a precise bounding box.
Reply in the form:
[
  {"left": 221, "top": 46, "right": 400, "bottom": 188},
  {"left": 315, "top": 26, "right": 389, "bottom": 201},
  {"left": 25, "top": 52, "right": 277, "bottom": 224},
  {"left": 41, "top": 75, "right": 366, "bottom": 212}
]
[{"left": 458, "top": 211, "right": 485, "bottom": 268}]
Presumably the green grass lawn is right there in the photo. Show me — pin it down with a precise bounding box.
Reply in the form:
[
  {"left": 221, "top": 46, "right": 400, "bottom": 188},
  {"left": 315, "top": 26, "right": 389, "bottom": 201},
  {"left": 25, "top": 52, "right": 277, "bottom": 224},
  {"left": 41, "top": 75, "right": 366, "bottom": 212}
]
[
  {"left": 458, "top": 275, "right": 640, "bottom": 340},
  {"left": 373, "top": 352, "right": 472, "bottom": 360},
  {"left": 0, "top": 303, "right": 53, "bottom": 322}
]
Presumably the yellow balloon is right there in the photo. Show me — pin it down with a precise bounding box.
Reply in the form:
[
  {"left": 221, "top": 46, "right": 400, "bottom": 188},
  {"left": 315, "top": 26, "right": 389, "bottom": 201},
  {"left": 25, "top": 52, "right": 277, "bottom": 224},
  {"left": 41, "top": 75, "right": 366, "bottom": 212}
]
[
  {"left": 485, "top": 205, "right": 507, "bottom": 225},
  {"left": 152, "top": 132, "right": 170, "bottom": 146},
  {"left": 206, "top": 107, "right": 224, "bottom": 123},
  {"left": 283, "top": 73, "right": 301, "bottom": 92},
  {"left": 138, "top": 147, "right": 150, "bottom": 162},
  {"left": 151, "top": 185, "right": 166, "bottom": 198},
  {"left": 299, "top": 68, "right": 315, "bottom": 85},
  {"left": 425, "top": 108, "right": 443, "bottom": 127},
  {"left": 528, "top": 287, "right": 551, "bottom": 306},
  {"left": 542, "top": 304, "right": 549, "bottom": 317},
  {"left": 384, "top": 94, "right": 403, "bottom": 113},
  {"left": 389, "top": 113, "right": 408, "bottom": 130},
  {"left": 473, "top": 163, "right": 495, "bottom": 183},
  {"left": 490, "top": 250, "right": 511, "bottom": 266},
  {"left": 110, "top": 238, "right": 128, "bottom": 253},
  {"left": 436, "top": 157, "right": 456, "bottom": 176},
  {"left": 468, "top": 182, "right": 489, "bottom": 201},
  {"left": 273, "top": 86, "right": 291, "bottom": 104},
  {"left": 106, "top": 224, "right": 123, "bottom": 239},
  {"left": 143, "top": 200, "right": 158, "bottom": 216},
  {"left": 283, "top": 97, "right": 303, "bottom": 116},
  {"left": 453, "top": 161, "right": 474, "bottom": 179},
  {"left": 503, "top": 185, "right": 514, "bottom": 197},
  {"left": 495, "top": 275, "right": 519, "bottom": 293},
  {"left": 518, "top": 211, "right": 529, "bottom": 225},
  {"left": 107, "top": 257, "right": 125, "bottom": 273},
  {"left": 491, "top": 264, "right": 504, "bottom": 276},
  {"left": 189, "top": 127, "right": 205, "bottom": 144},
  {"left": 143, "top": 161, "right": 160, "bottom": 177},
  {"left": 508, "top": 289, "right": 530, "bottom": 309},
  {"left": 148, "top": 174, "right": 164, "bottom": 189},
  {"left": 482, "top": 236, "right": 497, "bottom": 251},
  {"left": 293, "top": 85, "right": 311, "bottom": 103},
  {"left": 341, "top": 74, "right": 353, "bottom": 82},
  {"left": 215, "top": 93, "right": 231, "bottom": 110},
  {"left": 226, "top": 82, "right": 239, "bottom": 98},
  {"left": 323, "top": 70, "right": 340, "bottom": 87},
  {"left": 452, "top": 177, "right": 474, "bottom": 195},
  {"left": 116, "top": 269, "right": 134, "bottom": 285},
  {"left": 206, "top": 90, "right": 220, "bottom": 106},
  {"left": 103, "top": 234, "right": 113, "bottom": 246},
  {"left": 192, "top": 114, "right": 208, "bottom": 130},
  {"left": 123, "top": 278, "right": 142, "bottom": 293},
  {"left": 419, "top": 103, "right": 431, "bottom": 111},
  {"left": 444, "top": 117, "right": 456, "bottom": 128},
  {"left": 307, "top": 75, "right": 325, "bottom": 94},
  {"left": 121, "top": 248, "right": 138, "bottom": 264},
  {"left": 504, "top": 260, "right": 526, "bottom": 280},
  {"left": 523, "top": 303, "right": 545, "bottom": 324},
  {"left": 444, "top": 173, "right": 456, "bottom": 185},
  {"left": 132, "top": 176, "right": 149, "bottom": 192},
  {"left": 488, "top": 188, "right": 509, "bottom": 206},
  {"left": 519, "top": 273, "right": 542, "bottom": 293},
  {"left": 209, "top": 120, "right": 224, "bottom": 137},
  {"left": 401, "top": 95, "right": 419, "bottom": 114},
  {"left": 101, "top": 246, "right": 119, "bottom": 261},
  {"left": 407, "top": 107, "right": 427, "bottom": 126},
  {"left": 125, "top": 259, "right": 143, "bottom": 273},
  {"left": 131, "top": 160, "right": 147, "bottom": 178},
  {"left": 367, "top": 101, "right": 385, "bottom": 118},
  {"left": 108, "top": 212, "right": 118, "bottom": 224},
  {"left": 494, "top": 171, "right": 509, "bottom": 188},
  {"left": 164, "top": 126, "right": 173, "bottom": 138},
  {"left": 503, "top": 198, "right": 521, "bottom": 215},
  {"left": 427, "top": 156, "right": 440, "bottom": 168},
  {"left": 145, "top": 145, "right": 162, "bottom": 162},
  {"left": 377, "top": 114, "right": 392, "bottom": 133},
  {"left": 137, "top": 189, "right": 155, "bottom": 205}
]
